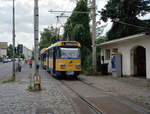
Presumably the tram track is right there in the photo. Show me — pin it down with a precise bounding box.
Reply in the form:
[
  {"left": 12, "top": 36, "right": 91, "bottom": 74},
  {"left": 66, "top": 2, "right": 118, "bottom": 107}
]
[
  {"left": 46, "top": 73, "right": 103, "bottom": 114},
  {"left": 77, "top": 77, "right": 150, "bottom": 114},
  {"left": 59, "top": 77, "right": 150, "bottom": 114},
  {"left": 60, "top": 80, "right": 103, "bottom": 114},
  {"left": 45, "top": 70, "right": 150, "bottom": 114}
]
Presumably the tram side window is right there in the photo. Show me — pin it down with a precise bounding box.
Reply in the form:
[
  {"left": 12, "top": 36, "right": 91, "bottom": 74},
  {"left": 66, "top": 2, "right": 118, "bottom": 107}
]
[
  {"left": 43, "top": 54, "right": 46, "bottom": 61},
  {"left": 49, "top": 49, "right": 53, "bottom": 58},
  {"left": 56, "top": 48, "right": 61, "bottom": 58}
]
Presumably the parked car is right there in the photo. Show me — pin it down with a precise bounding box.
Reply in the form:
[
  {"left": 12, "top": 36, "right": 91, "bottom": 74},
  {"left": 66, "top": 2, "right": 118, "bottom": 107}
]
[
  {"left": 0, "top": 57, "right": 2, "bottom": 62},
  {"left": 3, "top": 59, "right": 8, "bottom": 63},
  {"left": 8, "top": 59, "right": 12, "bottom": 62}
]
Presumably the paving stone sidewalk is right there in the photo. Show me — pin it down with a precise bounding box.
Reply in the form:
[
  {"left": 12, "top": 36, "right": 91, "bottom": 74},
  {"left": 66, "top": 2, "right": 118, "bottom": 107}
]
[
  {"left": 80, "top": 75, "right": 150, "bottom": 110},
  {"left": 0, "top": 64, "right": 75, "bottom": 114}
]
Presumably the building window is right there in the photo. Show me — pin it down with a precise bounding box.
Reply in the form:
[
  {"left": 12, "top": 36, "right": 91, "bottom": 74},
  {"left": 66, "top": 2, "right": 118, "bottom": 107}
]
[
  {"left": 105, "top": 49, "right": 110, "bottom": 60},
  {"left": 112, "top": 48, "right": 118, "bottom": 53}
]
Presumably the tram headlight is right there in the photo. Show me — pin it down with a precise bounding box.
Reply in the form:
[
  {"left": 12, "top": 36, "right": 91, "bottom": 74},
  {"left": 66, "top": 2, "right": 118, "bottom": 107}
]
[
  {"left": 60, "top": 64, "right": 66, "bottom": 69},
  {"left": 76, "top": 64, "right": 80, "bottom": 69}
]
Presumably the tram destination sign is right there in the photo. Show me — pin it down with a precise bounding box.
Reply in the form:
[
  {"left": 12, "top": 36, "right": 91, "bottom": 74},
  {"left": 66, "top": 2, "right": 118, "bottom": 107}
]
[{"left": 63, "top": 42, "right": 77, "bottom": 46}]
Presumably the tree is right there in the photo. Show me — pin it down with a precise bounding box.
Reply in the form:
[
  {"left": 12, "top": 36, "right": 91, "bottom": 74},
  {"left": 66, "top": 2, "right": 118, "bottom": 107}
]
[
  {"left": 96, "top": 24, "right": 107, "bottom": 39},
  {"left": 39, "top": 26, "right": 57, "bottom": 51},
  {"left": 96, "top": 36, "right": 107, "bottom": 44},
  {"left": 100, "top": 0, "right": 150, "bottom": 40},
  {"left": 7, "top": 44, "right": 13, "bottom": 58},
  {"left": 63, "top": 0, "right": 91, "bottom": 49},
  {"left": 63, "top": 0, "right": 92, "bottom": 74}
]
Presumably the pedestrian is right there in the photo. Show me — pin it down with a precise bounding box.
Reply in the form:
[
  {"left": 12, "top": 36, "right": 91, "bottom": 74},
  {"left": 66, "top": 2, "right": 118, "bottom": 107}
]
[
  {"left": 18, "top": 59, "right": 22, "bottom": 72},
  {"left": 25, "top": 59, "right": 27, "bottom": 64},
  {"left": 29, "top": 59, "right": 32, "bottom": 68}
]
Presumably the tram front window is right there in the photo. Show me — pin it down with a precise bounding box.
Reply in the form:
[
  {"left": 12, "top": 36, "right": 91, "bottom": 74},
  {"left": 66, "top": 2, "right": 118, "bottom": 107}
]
[{"left": 59, "top": 47, "right": 80, "bottom": 59}]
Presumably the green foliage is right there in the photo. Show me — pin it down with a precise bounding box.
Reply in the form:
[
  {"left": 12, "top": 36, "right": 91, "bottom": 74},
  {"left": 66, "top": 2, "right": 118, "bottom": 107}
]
[
  {"left": 96, "top": 24, "right": 107, "bottom": 38},
  {"left": 7, "top": 44, "right": 13, "bottom": 58},
  {"left": 63, "top": 0, "right": 92, "bottom": 75},
  {"left": 39, "top": 26, "right": 57, "bottom": 51},
  {"left": 20, "top": 54, "right": 25, "bottom": 59},
  {"left": 96, "top": 46, "right": 101, "bottom": 72},
  {"left": 63, "top": 0, "right": 91, "bottom": 48},
  {"left": 96, "top": 36, "right": 108, "bottom": 44},
  {"left": 81, "top": 46, "right": 92, "bottom": 75},
  {"left": 2, "top": 76, "right": 19, "bottom": 83},
  {"left": 31, "top": 50, "right": 34, "bottom": 60},
  {"left": 7, "top": 44, "right": 21, "bottom": 58},
  {"left": 100, "top": 0, "right": 150, "bottom": 40}
]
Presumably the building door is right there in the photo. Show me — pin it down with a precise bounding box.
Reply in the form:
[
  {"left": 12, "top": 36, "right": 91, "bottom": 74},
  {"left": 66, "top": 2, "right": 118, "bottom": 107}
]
[{"left": 134, "top": 46, "right": 146, "bottom": 77}]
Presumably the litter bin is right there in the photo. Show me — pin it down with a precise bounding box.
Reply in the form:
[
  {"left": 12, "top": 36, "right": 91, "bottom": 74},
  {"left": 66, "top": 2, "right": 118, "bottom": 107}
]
[
  {"left": 101, "top": 63, "right": 108, "bottom": 75},
  {"left": 111, "top": 54, "right": 122, "bottom": 77}
]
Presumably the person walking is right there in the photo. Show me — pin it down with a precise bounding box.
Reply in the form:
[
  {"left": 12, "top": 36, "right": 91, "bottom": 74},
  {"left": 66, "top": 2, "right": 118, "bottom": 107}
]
[
  {"left": 29, "top": 59, "right": 32, "bottom": 68},
  {"left": 18, "top": 59, "right": 22, "bottom": 72}
]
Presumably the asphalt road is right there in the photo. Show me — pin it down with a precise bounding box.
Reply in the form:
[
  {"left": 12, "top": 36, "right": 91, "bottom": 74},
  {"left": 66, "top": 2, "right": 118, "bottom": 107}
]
[{"left": 0, "top": 62, "right": 13, "bottom": 80}]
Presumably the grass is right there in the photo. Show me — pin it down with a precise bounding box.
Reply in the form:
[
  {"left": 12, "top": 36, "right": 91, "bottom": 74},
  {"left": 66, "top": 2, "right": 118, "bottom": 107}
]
[
  {"left": 82, "top": 71, "right": 102, "bottom": 76},
  {"left": 27, "top": 85, "right": 43, "bottom": 92},
  {"left": 145, "top": 84, "right": 150, "bottom": 88},
  {"left": 2, "top": 76, "right": 19, "bottom": 83},
  {"left": 27, "top": 73, "right": 42, "bottom": 92}
]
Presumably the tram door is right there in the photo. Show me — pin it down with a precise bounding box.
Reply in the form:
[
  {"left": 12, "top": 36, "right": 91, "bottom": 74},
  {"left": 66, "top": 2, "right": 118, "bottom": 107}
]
[
  {"left": 53, "top": 47, "right": 56, "bottom": 73},
  {"left": 47, "top": 51, "right": 49, "bottom": 71},
  {"left": 134, "top": 46, "right": 146, "bottom": 77}
]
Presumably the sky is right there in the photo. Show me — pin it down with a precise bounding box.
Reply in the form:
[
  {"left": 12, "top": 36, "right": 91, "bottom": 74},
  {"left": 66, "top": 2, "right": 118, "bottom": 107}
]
[{"left": 0, "top": 0, "right": 149, "bottom": 50}]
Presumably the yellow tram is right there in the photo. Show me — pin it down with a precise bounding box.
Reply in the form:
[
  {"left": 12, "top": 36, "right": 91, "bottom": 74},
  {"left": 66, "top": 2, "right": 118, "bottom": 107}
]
[
  {"left": 40, "top": 48, "right": 47, "bottom": 69},
  {"left": 41, "top": 41, "right": 81, "bottom": 78}
]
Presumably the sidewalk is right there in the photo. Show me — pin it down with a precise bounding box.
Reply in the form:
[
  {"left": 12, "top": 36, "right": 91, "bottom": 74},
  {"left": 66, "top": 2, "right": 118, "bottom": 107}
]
[
  {"left": 80, "top": 75, "right": 150, "bottom": 110},
  {"left": 0, "top": 64, "right": 75, "bottom": 114}
]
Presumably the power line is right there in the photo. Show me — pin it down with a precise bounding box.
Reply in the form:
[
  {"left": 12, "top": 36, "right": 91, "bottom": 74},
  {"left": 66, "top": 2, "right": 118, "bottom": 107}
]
[
  {"left": 48, "top": 10, "right": 89, "bottom": 14},
  {"left": 112, "top": 19, "right": 150, "bottom": 31}
]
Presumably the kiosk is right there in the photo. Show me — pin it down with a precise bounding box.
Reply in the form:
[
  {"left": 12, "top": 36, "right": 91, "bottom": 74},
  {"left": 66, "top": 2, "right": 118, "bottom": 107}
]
[{"left": 111, "top": 52, "right": 122, "bottom": 77}]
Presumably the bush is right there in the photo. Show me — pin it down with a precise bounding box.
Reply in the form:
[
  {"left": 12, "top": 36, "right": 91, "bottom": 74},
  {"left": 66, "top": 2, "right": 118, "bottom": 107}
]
[
  {"left": 81, "top": 46, "right": 102, "bottom": 75},
  {"left": 2, "top": 76, "right": 19, "bottom": 83},
  {"left": 81, "top": 46, "right": 93, "bottom": 75}
]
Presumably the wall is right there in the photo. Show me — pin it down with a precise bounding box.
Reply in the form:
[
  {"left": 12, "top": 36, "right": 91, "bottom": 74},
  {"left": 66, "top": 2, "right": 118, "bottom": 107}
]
[
  {"left": 100, "top": 35, "right": 150, "bottom": 79},
  {"left": 0, "top": 48, "right": 7, "bottom": 57},
  {"left": 23, "top": 47, "right": 32, "bottom": 60}
]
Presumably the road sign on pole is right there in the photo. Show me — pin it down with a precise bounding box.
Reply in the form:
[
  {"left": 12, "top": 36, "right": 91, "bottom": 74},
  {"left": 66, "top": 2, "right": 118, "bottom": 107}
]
[{"left": 17, "top": 44, "right": 23, "bottom": 55}]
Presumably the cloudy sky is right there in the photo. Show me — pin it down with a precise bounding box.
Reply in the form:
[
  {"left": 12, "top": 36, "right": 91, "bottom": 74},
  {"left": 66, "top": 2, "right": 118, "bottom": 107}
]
[{"left": 0, "top": 0, "right": 149, "bottom": 50}]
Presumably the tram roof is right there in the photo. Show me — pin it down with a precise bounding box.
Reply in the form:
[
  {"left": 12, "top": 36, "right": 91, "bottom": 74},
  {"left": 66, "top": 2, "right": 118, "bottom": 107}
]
[
  {"left": 40, "top": 48, "right": 47, "bottom": 54},
  {"left": 47, "top": 41, "right": 81, "bottom": 50}
]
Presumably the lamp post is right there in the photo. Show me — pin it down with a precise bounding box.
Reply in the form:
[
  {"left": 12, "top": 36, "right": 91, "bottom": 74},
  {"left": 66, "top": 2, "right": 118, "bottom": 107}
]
[{"left": 12, "top": 0, "right": 16, "bottom": 80}]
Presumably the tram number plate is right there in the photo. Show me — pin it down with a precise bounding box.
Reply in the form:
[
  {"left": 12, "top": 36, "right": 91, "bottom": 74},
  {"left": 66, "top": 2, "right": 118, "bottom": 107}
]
[{"left": 66, "top": 71, "right": 74, "bottom": 75}]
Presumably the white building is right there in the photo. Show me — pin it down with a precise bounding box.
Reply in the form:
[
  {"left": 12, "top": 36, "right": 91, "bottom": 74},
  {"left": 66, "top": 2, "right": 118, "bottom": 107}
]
[
  {"left": 23, "top": 46, "right": 32, "bottom": 60},
  {"left": 98, "top": 33, "right": 150, "bottom": 79},
  {"left": 0, "top": 42, "right": 8, "bottom": 57}
]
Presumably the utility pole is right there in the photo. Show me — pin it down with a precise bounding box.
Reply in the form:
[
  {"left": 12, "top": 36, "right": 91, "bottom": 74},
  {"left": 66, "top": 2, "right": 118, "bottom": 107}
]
[
  {"left": 49, "top": 10, "right": 89, "bottom": 41},
  {"left": 56, "top": 15, "right": 69, "bottom": 41},
  {"left": 12, "top": 0, "right": 15, "bottom": 80},
  {"left": 34, "top": 0, "right": 41, "bottom": 90},
  {"left": 56, "top": 16, "right": 60, "bottom": 41},
  {"left": 92, "top": 0, "right": 97, "bottom": 72}
]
